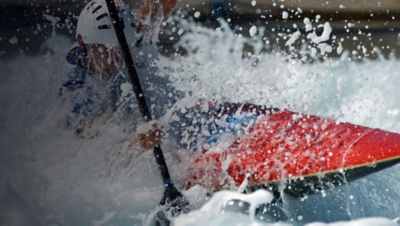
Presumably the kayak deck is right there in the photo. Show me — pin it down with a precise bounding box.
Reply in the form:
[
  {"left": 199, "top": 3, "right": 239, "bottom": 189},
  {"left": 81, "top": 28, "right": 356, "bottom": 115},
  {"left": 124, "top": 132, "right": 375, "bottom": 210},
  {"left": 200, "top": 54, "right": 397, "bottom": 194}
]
[{"left": 185, "top": 110, "right": 400, "bottom": 197}]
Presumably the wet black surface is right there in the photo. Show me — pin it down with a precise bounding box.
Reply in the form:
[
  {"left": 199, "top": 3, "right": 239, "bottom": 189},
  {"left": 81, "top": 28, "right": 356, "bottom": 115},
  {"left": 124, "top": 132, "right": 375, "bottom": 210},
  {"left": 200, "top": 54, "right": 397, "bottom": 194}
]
[{"left": 0, "top": 2, "right": 85, "bottom": 59}]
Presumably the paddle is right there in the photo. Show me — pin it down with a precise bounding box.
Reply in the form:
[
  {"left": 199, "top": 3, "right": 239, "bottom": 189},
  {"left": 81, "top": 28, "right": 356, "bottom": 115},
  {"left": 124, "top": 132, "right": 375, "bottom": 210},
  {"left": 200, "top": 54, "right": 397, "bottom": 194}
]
[{"left": 104, "top": 0, "right": 189, "bottom": 224}]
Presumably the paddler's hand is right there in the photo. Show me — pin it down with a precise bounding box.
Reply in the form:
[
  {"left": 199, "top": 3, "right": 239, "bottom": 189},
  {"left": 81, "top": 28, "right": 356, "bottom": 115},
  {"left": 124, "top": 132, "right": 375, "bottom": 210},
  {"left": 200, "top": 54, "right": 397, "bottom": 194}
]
[
  {"left": 127, "top": 124, "right": 164, "bottom": 150},
  {"left": 137, "top": 125, "right": 164, "bottom": 149}
]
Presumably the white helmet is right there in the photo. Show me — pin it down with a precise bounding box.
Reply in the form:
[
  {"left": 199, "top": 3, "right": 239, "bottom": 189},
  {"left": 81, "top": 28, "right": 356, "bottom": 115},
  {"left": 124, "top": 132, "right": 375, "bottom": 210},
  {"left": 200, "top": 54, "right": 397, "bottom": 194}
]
[{"left": 76, "top": 0, "right": 136, "bottom": 47}]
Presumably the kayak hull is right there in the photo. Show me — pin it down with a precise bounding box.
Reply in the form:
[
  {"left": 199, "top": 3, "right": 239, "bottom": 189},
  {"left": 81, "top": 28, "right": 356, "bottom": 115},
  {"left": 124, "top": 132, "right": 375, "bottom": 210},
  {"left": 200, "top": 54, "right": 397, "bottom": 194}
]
[{"left": 184, "top": 110, "right": 400, "bottom": 197}]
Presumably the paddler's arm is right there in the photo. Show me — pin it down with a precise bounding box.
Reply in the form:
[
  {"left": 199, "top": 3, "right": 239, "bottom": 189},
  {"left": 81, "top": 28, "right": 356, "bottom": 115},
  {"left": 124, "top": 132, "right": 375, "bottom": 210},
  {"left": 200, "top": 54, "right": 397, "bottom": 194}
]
[
  {"left": 138, "top": 0, "right": 176, "bottom": 19},
  {"left": 128, "top": 0, "right": 177, "bottom": 33},
  {"left": 159, "top": 0, "right": 177, "bottom": 18}
]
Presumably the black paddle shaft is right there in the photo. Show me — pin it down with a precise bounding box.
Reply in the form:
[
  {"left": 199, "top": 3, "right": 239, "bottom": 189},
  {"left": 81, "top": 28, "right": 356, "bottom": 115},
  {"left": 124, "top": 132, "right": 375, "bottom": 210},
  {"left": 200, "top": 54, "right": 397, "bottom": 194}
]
[{"left": 104, "top": 0, "right": 173, "bottom": 189}]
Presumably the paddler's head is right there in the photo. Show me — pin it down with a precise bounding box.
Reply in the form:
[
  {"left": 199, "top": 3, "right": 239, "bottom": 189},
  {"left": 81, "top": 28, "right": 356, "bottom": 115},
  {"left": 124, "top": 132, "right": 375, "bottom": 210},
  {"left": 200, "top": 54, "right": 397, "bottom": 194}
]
[{"left": 67, "top": 0, "right": 135, "bottom": 80}]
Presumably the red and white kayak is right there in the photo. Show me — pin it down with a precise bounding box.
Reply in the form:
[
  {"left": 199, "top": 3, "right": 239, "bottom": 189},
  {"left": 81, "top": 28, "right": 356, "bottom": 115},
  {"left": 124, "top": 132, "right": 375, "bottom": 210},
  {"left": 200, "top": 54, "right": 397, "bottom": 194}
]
[{"left": 184, "top": 109, "right": 400, "bottom": 197}]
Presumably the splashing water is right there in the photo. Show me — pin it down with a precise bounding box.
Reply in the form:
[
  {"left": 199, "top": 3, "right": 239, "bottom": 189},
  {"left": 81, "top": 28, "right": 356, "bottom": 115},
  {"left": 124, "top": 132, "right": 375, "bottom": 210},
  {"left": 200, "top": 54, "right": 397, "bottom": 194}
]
[{"left": 1, "top": 15, "right": 400, "bottom": 226}]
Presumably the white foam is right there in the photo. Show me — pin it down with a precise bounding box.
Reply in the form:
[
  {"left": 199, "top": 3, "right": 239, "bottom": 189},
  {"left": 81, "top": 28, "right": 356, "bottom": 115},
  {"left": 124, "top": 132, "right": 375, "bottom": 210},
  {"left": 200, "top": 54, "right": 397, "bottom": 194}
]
[
  {"left": 282, "top": 11, "right": 289, "bottom": 19},
  {"left": 307, "top": 22, "right": 333, "bottom": 44},
  {"left": 250, "top": 25, "right": 258, "bottom": 37},
  {"left": 174, "top": 189, "right": 274, "bottom": 225}
]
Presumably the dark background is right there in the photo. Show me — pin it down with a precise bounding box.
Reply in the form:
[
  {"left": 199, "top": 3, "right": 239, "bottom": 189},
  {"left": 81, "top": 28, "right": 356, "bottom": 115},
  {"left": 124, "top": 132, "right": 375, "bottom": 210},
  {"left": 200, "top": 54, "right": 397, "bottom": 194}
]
[{"left": 2, "top": 0, "right": 400, "bottom": 60}]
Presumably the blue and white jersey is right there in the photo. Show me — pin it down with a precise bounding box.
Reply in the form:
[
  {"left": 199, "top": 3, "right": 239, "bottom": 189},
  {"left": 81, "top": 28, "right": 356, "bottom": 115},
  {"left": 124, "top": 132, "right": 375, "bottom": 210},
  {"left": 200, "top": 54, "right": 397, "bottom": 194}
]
[{"left": 59, "top": 66, "right": 112, "bottom": 119}]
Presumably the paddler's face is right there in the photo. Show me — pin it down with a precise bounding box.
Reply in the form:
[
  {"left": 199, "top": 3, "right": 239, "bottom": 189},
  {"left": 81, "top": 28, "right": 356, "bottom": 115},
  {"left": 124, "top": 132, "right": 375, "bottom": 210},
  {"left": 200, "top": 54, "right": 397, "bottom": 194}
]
[
  {"left": 89, "top": 44, "right": 122, "bottom": 77},
  {"left": 78, "top": 35, "right": 123, "bottom": 80}
]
